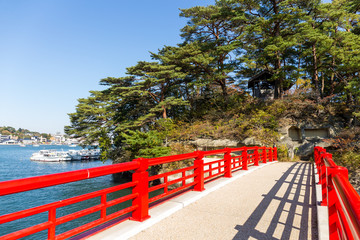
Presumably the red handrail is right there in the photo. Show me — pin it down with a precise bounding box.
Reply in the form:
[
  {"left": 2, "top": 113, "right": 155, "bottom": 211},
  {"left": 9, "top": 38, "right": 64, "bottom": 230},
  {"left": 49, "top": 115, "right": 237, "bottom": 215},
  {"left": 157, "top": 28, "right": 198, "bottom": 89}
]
[
  {"left": 314, "top": 146, "right": 360, "bottom": 240},
  {"left": 0, "top": 146, "right": 277, "bottom": 239},
  {"left": 0, "top": 161, "right": 139, "bottom": 196}
]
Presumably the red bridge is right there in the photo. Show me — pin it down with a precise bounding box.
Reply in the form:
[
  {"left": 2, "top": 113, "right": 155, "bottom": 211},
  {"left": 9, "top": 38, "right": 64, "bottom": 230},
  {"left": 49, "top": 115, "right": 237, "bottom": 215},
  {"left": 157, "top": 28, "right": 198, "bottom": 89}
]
[{"left": 0, "top": 146, "right": 359, "bottom": 239}]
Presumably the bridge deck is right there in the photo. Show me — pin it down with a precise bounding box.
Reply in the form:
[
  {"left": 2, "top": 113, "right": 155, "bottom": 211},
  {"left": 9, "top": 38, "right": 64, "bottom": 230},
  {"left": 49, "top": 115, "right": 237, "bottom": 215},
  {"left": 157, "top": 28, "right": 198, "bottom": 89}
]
[{"left": 90, "top": 162, "right": 318, "bottom": 240}]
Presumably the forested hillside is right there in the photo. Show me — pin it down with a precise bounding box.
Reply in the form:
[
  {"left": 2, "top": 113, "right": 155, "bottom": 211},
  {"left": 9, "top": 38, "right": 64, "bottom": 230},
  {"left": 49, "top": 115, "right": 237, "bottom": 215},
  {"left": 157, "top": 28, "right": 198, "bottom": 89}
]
[
  {"left": 65, "top": 0, "right": 360, "bottom": 164},
  {"left": 0, "top": 126, "right": 51, "bottom": 140}
]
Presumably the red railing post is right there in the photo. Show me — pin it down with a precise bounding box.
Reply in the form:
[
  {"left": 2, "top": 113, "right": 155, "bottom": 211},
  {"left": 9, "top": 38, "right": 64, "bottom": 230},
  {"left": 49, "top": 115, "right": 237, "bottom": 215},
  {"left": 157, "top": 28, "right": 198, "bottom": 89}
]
[
  {"left": 131, "top": 158, "right": 150, "bottom": 222},
  {"left": 273, "top": 147, "right": 278, "bottom": 161},
  {"left": 268, "top": 147, "right": 273, "bottom": 162},
  {"left": 48, "top": 207, "right": 56, "bottom": 240},
  {"left": 314, "top": 147, "right": 321, "bottom": 170},
  {"left": 242, "top": 147, "right": 248, "bottom": 170},
  {"left": 318, "top": 150, "right": 326, "bottom": 183},
  {"left": 320, "top": 153, "right": 328, "bottom": 206},
  {"left": 262, "top": 147, "right": 267, "bottom": 164},
  {"left": 254, "top": 147, "right": 259, "bottom": 166},
  {"left": 101, "top": 194, "right": 107, "bottom": 219},
  {"left": 194, "top": 151, "right": 205, "bottom": 191},
  {"left": 224, "top": 148, "right": 232, "bottom": 178},
  {"left": 182, "top": 171, "right": 186, "bottom": 187}
]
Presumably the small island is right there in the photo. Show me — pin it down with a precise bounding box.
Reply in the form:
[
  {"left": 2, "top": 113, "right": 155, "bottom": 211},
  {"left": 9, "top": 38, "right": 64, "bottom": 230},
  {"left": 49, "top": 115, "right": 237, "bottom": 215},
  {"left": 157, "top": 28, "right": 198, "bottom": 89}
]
[{"left": 0, "top": 126, "right": 77, "bottom": 146}]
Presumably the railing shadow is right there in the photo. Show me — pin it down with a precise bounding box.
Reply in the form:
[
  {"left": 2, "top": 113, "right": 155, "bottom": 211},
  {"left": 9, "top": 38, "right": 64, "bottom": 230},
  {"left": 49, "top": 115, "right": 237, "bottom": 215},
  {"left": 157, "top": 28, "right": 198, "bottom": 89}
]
[{"left": 233, "top": 162, "right": 317, "bottom": 240}]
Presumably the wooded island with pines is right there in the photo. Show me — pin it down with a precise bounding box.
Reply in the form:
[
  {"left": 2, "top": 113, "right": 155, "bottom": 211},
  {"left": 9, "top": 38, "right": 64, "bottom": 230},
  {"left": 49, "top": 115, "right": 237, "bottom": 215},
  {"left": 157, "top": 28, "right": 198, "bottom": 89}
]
[{"left": 65, "top": 0, "right": 360, "bottom": 183}]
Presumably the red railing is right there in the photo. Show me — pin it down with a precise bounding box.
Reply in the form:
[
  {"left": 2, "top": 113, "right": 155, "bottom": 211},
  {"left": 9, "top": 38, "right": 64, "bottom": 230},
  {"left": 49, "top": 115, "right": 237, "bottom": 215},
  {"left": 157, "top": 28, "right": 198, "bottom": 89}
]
[
  {"left": 314, "top": 146, "right": 360, "bottom": 240},
  {"left": 0, "top": 146, "right": 277, "bottom": 240}
]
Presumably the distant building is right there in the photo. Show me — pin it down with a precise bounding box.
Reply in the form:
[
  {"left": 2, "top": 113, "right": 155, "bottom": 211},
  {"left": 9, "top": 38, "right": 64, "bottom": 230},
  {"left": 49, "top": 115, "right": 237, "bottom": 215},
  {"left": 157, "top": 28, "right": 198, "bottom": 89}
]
[
  {"left": 248, "top": 70, "right": 296, "bottom": 99},
  {"left": 54, "top": 134, "right": 66, "bottom": 144},
  {"left": 248, "top": 70, "right": 275, "bottom": 100},
  {"left": 40, "top": 136, "right": 47, "bottom": 143},
  {"left": 3, "top": 139, "right": 17, "bottom": 145},
  {"left": 0, "top": 134, "right": 11, "bottom": 143}
]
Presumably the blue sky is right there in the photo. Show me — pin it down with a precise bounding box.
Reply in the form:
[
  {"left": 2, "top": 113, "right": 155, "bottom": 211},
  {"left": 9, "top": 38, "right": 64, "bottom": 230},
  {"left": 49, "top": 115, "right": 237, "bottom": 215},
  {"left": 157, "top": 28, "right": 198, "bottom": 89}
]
[
  {"left": 0, "top": 0, "right": 214, "bottom": 134},
  {"left": 0, "top": 0, "right": 333, "bottom": 134}
]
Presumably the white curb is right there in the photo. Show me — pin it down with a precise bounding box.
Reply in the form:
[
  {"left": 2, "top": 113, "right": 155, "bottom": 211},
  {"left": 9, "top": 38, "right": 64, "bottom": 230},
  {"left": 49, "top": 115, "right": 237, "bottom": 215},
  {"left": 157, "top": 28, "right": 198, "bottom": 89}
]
[{"left": 313, "top": 163, "right": 329, "bottom": 240}]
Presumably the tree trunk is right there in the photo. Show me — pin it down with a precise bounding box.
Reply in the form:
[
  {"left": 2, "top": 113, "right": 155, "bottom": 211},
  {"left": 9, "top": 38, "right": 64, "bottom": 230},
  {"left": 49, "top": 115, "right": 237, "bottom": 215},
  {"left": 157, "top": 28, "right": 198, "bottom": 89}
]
[
  {"left": 272, "top": 0, "right": 282, "bottom": 99},
  {"left": 330, "top": 56, "right": 335, "bottom": 95},
  {"left": 321, "top": 73, "right": 325, "bottom": 98},
  {"left": 274, "top": 53, "right": 282, "bottom": 99},
  {"left": 162, "top": 106, "right": 167, "bottom": 119},
  {"left": 330, "top": 27, "right": 338, "bottom": 96},
  {"left": 312, "top": 43, "right": 320, "bottom": 102},
  {"left": 220, "top": 79, "right": 228, "bottom": 98}
]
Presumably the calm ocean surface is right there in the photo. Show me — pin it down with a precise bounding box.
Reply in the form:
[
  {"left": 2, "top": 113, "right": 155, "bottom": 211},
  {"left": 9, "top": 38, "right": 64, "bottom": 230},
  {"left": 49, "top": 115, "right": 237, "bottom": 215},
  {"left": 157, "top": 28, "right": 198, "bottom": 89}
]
[{"left": 0, "top": 145, "right": 127, "bottom": 239}]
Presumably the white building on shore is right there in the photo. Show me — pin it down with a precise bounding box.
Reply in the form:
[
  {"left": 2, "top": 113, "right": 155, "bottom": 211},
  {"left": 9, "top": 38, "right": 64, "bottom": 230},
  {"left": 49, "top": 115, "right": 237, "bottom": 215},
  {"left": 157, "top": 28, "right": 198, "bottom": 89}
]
[{"left": 0, "top": 135, "right": 18, "bottom": 144}]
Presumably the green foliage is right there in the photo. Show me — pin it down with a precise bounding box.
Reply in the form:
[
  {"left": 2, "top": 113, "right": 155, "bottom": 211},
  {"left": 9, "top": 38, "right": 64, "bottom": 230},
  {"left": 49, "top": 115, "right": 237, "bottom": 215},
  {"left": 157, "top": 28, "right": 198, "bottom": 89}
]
[
  {"left": 1, "top": 130, "right": 11, "bottom": 135},
  {"left": 122, "top": 130, "right": 171, "bottom": 160},
  {"left": 333, "top": 152, "right": 360, "bottom": 172},
  {"left": 98, "top": 130, "right": 112, "bottom": 161},
  {"left": 276, "top": 145, "right": 289, "bottom": 162},
  {"left": 160, "top": 142, "right": 195, "bottom": 173},
  {"left": 65, "top": 91, "right": 109, "bottom": 147},
  {"left": 324, "top": 127, "right": 360, "bottom": 172}
]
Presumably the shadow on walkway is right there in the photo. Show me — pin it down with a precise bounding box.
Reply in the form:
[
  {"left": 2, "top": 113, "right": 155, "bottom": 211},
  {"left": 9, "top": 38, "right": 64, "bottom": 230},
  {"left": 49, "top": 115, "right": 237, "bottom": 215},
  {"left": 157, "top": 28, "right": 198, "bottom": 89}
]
[{"left": 233, "top": 162, "right": 317, "bottom": 240}]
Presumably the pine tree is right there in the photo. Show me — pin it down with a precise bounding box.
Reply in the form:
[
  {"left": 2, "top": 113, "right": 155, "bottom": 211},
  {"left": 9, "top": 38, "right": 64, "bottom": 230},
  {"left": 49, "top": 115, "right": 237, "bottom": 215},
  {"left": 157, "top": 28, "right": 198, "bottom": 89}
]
[
  {"left": 225, "top": 0, "right": 306, "bottom": 98},
  {"left": 179, "top": 4, "right": 245, "bottom": 98}
]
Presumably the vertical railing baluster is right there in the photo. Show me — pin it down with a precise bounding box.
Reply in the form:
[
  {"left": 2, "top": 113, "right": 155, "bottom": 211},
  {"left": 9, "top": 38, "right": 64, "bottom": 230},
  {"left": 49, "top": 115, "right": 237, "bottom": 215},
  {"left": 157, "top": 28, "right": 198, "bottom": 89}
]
[
  {"left": 164, "top": 175, "right": 168, "bottom": 194},
  {"left": 182, "top": 171, "right": 186, "bottom": 187},
  {"left": 320, "top": 153, "right": 328, "bottom": 206},
  {"left": 273, "top": 147, "right": 278, "bottom": 161},
  {"left": 224, "top": 148, "right": 232, "bottom": 178},
  {"left": 263, "top": 147, "right": 267, "bottom": 164},
  {"left": 48, "top": 207, "right": 56, "bottom": 240},
  {"left": 194, "top": 151, "right": 205, "bottom": 191},
  {"left": 242, "top": 147, "right": 248, "bottom": 170},
  {"left": 254, "top": 147, "right": 259, "bottom": 166},
  {"left": 101, "top": 194, "right": 107, "bottom": 219}
]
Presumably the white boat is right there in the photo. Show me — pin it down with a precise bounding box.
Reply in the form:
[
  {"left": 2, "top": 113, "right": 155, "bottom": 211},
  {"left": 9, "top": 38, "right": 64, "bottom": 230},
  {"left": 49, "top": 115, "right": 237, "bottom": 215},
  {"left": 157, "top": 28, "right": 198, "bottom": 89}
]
[
  {"left": 19, "top": 144, "right": 26, "bottom": 147},
  {"left": 33, "top": 144, "right": 40, "bottom": 147},
  {"left": 67, "top": 150, "right": 82, "bottom": 161},
  {"left": 30, "top": 150, "right": 72, "bottom": 162},
  {"left": 62, "top": 149, "right": 101, "bottom": 161},
  {"left": 82, "top": 149, "right": 101, "bottom": 160},
  {"left": 69, "top": 144, "right": 77, "bottom": 148}
]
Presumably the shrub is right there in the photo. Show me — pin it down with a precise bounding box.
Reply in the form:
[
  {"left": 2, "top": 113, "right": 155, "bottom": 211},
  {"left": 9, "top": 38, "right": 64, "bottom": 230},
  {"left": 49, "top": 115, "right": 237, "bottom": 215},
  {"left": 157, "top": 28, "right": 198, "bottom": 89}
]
[
  {"left": 333, "top": 151, "right": 360, "bottom": 172},
  {"left": 276, "top": 144, "right": 300, "bottom": 162},
  {"left": 277, "top": 144, "right": 290, "bottom": 162}
]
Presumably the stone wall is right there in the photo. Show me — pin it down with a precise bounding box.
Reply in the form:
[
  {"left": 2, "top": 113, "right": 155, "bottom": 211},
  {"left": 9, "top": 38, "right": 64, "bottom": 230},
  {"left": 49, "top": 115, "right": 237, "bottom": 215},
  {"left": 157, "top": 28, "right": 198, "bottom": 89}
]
[{"left": 277, "top": 124, "right": 337, "bottom": 160}]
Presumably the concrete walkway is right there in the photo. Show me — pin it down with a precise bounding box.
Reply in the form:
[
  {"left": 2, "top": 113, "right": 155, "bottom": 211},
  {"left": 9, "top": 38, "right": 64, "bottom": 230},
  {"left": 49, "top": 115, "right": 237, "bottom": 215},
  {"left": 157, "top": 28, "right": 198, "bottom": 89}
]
[{"left": 131, "top": 162, "right": 317, "bottom": 240}]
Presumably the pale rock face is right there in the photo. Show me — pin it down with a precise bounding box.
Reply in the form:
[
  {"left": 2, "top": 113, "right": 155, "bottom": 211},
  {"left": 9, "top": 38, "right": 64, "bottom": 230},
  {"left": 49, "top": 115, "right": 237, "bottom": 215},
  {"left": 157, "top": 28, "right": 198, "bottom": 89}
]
[
  {"left": 276, "top": 124, "right": 337, "bottom": 159},
  {"left": 242, "top": 137, "right": 262, "bottom": 146},
  {"left": 190, "top": 123, "right": 339, "bottom": 160},
  {"left": 191, "top": 138, "right": 238, "bottom": 148}
]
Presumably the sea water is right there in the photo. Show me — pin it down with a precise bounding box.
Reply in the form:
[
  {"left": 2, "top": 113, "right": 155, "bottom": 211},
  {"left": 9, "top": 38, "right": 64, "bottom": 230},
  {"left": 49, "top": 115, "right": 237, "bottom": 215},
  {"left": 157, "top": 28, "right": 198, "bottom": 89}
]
[{"left": 0, "top": 145, "right": 126, "bottom": 239}]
